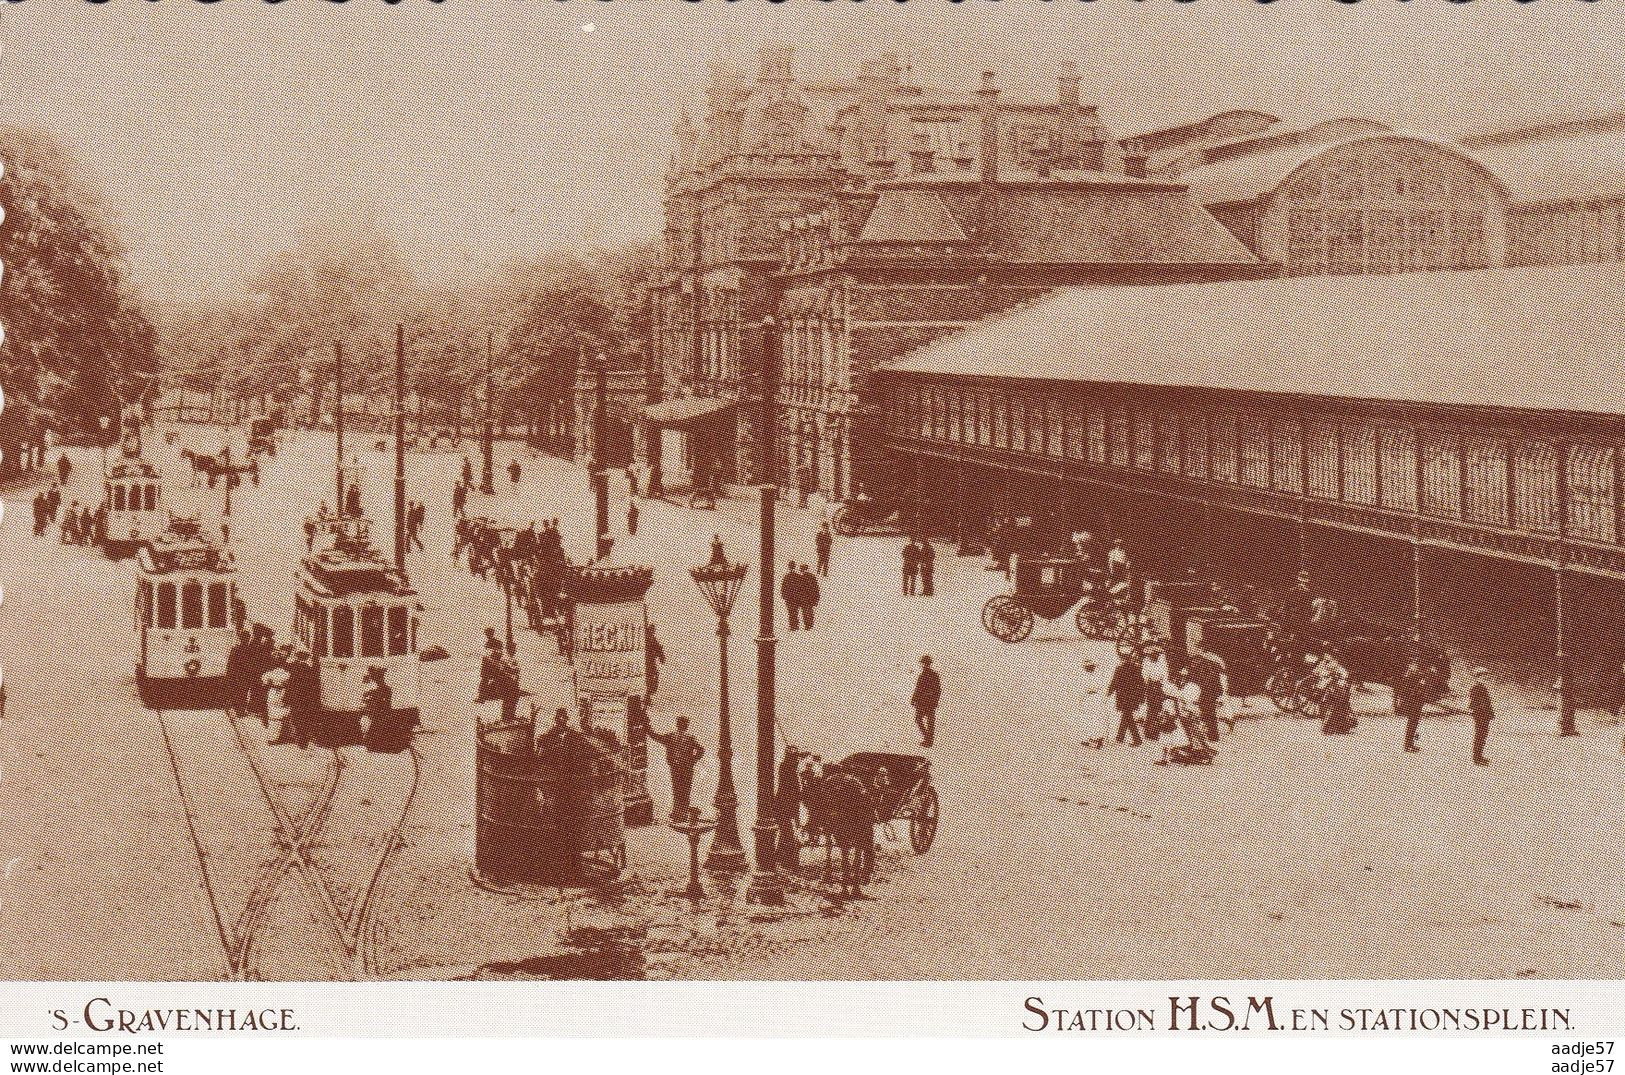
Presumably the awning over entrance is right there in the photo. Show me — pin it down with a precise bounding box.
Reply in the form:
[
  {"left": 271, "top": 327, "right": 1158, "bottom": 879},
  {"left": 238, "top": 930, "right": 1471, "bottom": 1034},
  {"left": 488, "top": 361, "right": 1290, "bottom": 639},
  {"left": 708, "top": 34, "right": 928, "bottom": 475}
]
[{"left": 641, "top": 396, "right": 737, "bottom": 428}]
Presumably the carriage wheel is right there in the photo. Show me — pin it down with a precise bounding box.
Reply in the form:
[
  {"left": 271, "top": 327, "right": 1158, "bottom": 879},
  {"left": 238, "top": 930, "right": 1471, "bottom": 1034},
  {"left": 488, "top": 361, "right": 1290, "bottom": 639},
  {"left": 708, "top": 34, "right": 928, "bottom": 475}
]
[
  {"left": 832, "top": 506, "right": 857, "bottom": 537},
  {"left": 1266, "top": 671, "right": 1301, "bottom": 713},
  {"left": 983, "top": 596, "right": 1033, "bottom": 643},
  {"left": 909, "top": 787, "right": 939, "bottom": 854},
  {"left": 1075, "top": 605, "right": 1111, "bottom": 641}
]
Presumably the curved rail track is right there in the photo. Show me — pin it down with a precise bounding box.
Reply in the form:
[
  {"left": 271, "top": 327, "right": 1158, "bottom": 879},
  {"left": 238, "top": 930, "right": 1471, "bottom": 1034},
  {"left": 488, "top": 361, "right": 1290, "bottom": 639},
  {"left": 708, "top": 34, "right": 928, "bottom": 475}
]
[{"left": 153, "top": 706, "right": 421, "bottom": 980}]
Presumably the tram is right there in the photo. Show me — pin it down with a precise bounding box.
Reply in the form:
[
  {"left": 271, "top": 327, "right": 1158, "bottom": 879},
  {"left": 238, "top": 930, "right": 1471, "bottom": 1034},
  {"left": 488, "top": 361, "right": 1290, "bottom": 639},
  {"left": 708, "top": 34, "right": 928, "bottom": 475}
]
[
  {"left": 291, "top": 520, "right": 423, "bottom": 744},
  {"left": 135, "top": 517, "right": 239, "bottom": 706},
  {"left": 102, "top": 441, "right": 168, "bottom": 557}
]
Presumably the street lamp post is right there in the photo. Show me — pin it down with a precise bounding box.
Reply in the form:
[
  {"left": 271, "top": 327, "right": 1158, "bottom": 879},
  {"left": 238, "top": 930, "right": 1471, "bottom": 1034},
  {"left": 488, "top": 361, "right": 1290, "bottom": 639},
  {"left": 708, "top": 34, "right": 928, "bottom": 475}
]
[
  {"left": 690, "top": 539, "right": 748, "bottom": 873},
  {"left": 98, "top": 416, "right": 112, "bottom": 474}
]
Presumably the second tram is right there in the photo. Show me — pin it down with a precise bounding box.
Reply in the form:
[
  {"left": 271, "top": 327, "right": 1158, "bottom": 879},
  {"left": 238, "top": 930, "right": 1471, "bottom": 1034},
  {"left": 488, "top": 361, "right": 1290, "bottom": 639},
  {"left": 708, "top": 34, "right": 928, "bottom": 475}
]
[
  {"left": 103, "top": 448, "right": 168, "bottom": 558},
  {"left": 292, "top": 521, "right": 423, "bottom": 743},
  {"left": 135, "top": 517, "right": 239, "bottom": 706}
]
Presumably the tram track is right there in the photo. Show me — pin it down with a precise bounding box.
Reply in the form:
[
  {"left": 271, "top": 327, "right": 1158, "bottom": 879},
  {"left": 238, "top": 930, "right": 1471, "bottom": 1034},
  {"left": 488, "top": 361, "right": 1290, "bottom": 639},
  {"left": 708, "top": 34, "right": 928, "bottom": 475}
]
[
  {"left": 225, "top": 714, "right": 350, "bottom": 981},
  {"left": 154, "top": 700, "right": 425, "bottom": 980}
]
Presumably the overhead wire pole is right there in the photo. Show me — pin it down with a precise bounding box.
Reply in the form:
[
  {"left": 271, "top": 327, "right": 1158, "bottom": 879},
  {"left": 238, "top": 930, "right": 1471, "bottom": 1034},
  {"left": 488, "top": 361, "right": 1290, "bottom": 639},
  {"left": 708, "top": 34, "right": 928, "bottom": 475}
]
[
  {"left": 481, "top": 331, "right": 496, "bottom": 495},
  {"left": 394, "top": 323, "right": 408, "bottom": 573},
  {"left": 334, "top": 340, "right": 346, "bottom": 511},
  {"left": 747, "top": 315, "right": 784, "bottom": 906}
]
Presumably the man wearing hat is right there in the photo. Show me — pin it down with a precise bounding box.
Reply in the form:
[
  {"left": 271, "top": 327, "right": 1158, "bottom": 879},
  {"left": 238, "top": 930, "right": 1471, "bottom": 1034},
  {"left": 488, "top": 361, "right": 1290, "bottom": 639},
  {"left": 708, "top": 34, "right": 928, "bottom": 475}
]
[
  {"left": 911, "top": 656, "right": 941, "bottom": 748},
  {"left": 1468, "top": 667, "right": 1494, "bottom": 767}
]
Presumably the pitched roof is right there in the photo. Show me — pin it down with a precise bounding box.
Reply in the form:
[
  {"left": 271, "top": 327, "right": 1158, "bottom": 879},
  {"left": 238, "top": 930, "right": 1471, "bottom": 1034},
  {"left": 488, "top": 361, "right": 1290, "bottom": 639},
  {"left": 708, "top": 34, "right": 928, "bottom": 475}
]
[
  {"left": 881, "top": 262, "right": 1625, "bottom": 419},
  {"left": 856, "top": 190, "right": 968, "bottom": 243}
]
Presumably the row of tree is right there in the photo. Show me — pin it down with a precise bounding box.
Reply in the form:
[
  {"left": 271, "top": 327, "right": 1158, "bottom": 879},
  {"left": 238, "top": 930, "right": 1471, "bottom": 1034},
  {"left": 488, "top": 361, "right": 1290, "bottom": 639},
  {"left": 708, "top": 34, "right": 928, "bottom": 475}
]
[
  {"left": 3, "top": 125, "right": 657, "bottom": 450},
  {"left": 3, "top": 126, "right": 161, "bottom": 440},
  {"left": 158, "top": 215, "right": 657, "bottom": 427}
]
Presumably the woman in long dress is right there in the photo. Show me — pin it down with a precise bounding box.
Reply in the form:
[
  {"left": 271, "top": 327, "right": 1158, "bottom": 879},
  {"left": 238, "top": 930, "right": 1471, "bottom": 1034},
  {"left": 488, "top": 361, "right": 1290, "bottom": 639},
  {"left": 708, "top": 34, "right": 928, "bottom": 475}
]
[{"left": 261, "top": 653, "right": 292, "bottom": 740}]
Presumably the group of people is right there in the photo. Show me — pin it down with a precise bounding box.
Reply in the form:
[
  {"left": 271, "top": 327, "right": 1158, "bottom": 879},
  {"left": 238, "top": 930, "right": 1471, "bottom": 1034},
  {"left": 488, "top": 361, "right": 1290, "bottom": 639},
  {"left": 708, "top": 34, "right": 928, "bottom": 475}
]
[
  {"left": 1096, "top": 644, "right": 1231, "bottom": 766},
  {"left": 779, "top": 561, "right": 822, "bottom": 630},
  {"left": 34, "top": 487, "right": 104, "bottom": 546},
  {"left": 900, "top": 537, "right": 936, "bottom": 596},
  {"left": 229, "top": 625, "right": 411, "bottom": 752},
  {"left": 457, "top": 516, "right": 574, "bottom": 633}
]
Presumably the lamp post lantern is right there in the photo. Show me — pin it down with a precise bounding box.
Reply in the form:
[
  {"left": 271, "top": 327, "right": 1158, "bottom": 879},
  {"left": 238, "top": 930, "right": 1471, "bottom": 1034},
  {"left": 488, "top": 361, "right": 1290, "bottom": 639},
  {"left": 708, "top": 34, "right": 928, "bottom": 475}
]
[{"left": 690, "top": 540, "right": 748, "bottom": 872}]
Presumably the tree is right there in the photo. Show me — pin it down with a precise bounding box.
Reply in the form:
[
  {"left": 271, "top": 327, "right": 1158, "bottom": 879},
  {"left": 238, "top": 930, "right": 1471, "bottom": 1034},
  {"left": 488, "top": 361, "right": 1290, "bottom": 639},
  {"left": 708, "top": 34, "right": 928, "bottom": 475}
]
[{"left": 2, "top": 125, "right": 159, "bottom": 434}]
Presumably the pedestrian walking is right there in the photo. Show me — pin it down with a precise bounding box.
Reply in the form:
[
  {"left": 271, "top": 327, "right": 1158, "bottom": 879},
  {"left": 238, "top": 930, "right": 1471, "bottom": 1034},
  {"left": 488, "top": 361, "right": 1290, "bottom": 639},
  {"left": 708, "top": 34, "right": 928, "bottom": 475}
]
[
  {"left": 918, "top": 538, "right": 936, "bottom": 596},
  {"left": 1394, "top": 658, "right": 1427, "bottom": 753},
  {"left": 452, "top": 481, "right": 467, "bottom": 518},
  {"left": 1319, "top": 655, "right": 1357, "bottom": 735},
  {"left": 1107, "top": 652, "right": 1145, "bottom": 745},
  {"left": 224, "top": 629, "right": 254, "bottom": 719},
  {"left": 911, "top": 655, "right": 940, "bottom": 748},
  {"left": 1469, "top": 667, "right": 1494, "bottom": 766},
  {"left": 902, "top": 540, "right": 920, "bottom": 596},
  {"left": 781, "top": 561, "right": 803, "bottom": 631},
  {"left": 461, "top": 457, "right": 474, "bottom": 487},
  {"left": 797, "top": 563, "right": 820, "bottom": 629},
  {"left": 814, "top": 523, "right": 832, "bottom": 577},
  {"left": 649, "top": 715, "right": 706, "bottom": 822},
  {"left": 508, "top": 458, "right": 521, "bottom": 486},
  {"left": 56, "top": 452, "right": 71, "bottom": 486},
  {"left": 280, "top": 652, "right": 317, "bottom": 749},
  {"left": 625, "top": 466, "right": 639, "bottom": 499},
  {"left": 627, "top": 497, "right": 640, "bottom": 536}
]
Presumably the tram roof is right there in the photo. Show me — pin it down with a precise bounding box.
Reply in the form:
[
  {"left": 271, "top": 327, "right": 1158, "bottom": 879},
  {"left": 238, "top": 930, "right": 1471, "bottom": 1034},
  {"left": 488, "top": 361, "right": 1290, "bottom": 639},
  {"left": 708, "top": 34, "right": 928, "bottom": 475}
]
[
  {"left": 299, "top": 548, "right": 415, "bottom": 598},
  {"left": 880, "top": 262, "right": 1625, "bottom": 421}
]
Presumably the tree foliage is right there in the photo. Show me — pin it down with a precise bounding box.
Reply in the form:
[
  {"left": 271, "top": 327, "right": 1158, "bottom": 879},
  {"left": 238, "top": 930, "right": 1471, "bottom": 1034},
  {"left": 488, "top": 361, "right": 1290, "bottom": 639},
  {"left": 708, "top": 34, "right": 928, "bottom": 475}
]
[{"left": 2, "top": 125, "right": 159, "bottom": 434}]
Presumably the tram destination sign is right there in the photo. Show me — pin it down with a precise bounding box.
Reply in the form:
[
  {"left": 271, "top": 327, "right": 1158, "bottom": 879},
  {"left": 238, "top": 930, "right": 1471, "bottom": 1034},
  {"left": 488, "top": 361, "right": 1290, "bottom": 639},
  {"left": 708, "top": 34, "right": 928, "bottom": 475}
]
[{"left": 572, "top": 600, "right": 647, "bottom": 700}]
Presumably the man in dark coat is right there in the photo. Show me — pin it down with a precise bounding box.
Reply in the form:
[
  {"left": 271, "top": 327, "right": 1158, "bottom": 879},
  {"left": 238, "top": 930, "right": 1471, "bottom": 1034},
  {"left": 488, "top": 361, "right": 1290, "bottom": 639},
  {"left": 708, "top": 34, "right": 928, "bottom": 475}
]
[
  {"left": 814, "top": 523, "right": 832, "bottom": 577},
  {"left": 918, "top": 538, "right": 936, "bottom": 596},
  {"left": 911, "top": 655, "right": 940, "bottom": 748},
  {"left": 775, "top": 745, "right": 802, "bottom": 869},
  {"left": 1469, "top": 667, "right": 1494, "bottom": 766},
  {"left": 649, "top": 715, "right": 706, "bottom": 822},
  {"left": 781, "top": 561, "right": 803, "bottom": 631},
  {"left": 797, "top": 564, "right": 820, "bottom": 629},
  {"left": 901, "top": 540, "right": 920, "bottom": 596},
  {"left": 280, "top": 652, "right": 318, "bottom": 749},
  {"left": 224, "top": 630, "right": 254, "bottom": 719},
  {"left": 1106, "top": 655, "right": 1146, "bottom": 745},
  {"left": 1394, "top": 658, "right": 1427, "bottom": 753}
]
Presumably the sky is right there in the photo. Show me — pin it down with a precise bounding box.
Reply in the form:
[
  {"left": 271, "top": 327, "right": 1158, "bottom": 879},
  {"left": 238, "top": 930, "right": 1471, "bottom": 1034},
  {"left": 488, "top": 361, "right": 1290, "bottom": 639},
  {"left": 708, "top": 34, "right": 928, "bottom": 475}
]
[{"left": 3, "top": 1, "right": 1624, "bottom": 305}]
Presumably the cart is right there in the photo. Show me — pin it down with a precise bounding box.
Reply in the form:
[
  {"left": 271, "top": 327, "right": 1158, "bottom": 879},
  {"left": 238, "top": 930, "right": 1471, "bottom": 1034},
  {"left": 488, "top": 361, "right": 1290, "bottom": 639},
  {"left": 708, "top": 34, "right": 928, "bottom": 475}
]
[
  {"left": 838, "top": 752, "right": 938, "bottom": 854},
  {"left": 982, "top": 555, "right": 1136, "bottom": 643}
]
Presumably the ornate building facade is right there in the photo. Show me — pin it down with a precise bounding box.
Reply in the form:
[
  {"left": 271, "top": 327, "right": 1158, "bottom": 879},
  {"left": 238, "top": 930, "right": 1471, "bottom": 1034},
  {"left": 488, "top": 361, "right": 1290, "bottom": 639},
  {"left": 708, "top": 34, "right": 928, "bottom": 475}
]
[{"left": 644, "top": 50, "right": 1625, "bottom": 506}]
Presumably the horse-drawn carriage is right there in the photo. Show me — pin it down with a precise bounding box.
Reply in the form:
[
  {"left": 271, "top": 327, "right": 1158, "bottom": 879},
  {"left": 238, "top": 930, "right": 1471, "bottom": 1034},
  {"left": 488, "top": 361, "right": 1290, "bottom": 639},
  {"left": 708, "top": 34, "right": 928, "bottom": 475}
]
[
  {"left": 831, "top": 493, "right": 904, "bottom": 537},
  {"left": 981, "top": 555, "right": 1137, "bottom": 644},
  {"left": 1263, "top": 616, "right": 1451, "bottom": 717},
  {"left": 247, "top": 416, "right": 277, "bottom": 458},
  {"left": 803, "top": 752, "right": 939, "bottom": 856}
]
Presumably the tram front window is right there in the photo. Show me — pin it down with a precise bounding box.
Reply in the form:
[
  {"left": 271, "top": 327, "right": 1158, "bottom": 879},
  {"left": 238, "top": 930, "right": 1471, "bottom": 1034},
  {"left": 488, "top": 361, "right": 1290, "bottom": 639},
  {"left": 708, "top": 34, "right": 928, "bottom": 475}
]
[
  {"left": 360, "top": 605, "right": 385, "bottom": 658},
  {"left": 388, "top": 606, "right": 409, "bottom": 655},
  {"left": 207, "top": 583, "right": 228, "bottom": 628},
  {"left": 332, "top": 605, "right": 355, "bottom": 658},
  {"left": 180, "top": 581, "right": 205, "bottom": 629},
  {"left": 156, "top": 583, "right": 177, "bottom": 629}
]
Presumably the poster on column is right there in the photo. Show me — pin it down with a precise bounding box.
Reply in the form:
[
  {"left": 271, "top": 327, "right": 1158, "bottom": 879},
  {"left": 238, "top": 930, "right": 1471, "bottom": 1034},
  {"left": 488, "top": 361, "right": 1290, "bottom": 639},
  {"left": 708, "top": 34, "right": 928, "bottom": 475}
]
[{"left": 573, "top": 599, "right": 648, "bottom": 702}]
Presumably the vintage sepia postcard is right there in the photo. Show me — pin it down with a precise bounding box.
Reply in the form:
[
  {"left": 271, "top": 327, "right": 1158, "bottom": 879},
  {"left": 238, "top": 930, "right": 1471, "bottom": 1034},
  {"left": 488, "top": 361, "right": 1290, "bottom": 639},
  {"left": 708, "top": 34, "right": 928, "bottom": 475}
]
[{"left": 1, "top": 0, "right": 1624, "bottom": 1064}]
